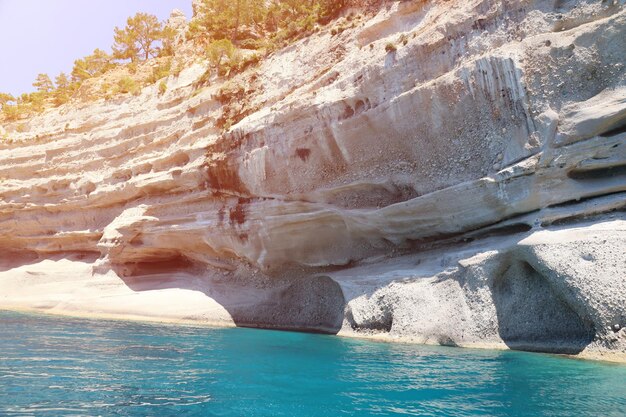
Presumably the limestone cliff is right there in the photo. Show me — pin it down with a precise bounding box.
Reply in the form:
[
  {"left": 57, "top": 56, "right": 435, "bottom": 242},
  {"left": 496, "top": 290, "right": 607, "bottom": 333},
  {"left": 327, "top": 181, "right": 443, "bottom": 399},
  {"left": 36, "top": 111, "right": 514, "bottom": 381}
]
[{"left": 1, "top": 0, "right": 625, "bottom": 361}]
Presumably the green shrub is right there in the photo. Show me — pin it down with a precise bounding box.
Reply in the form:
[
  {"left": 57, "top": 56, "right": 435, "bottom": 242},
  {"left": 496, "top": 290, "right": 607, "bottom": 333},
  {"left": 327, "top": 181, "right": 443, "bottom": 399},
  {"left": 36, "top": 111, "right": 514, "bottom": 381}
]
[
  {"left": 15, "top": 92, "right": 46, "bottom": 114},
  {"left": 221, "top": 50, "right": 242, "bottom": 77},
  {"left": 100, "top": 82, "right": 114, "bottom": 100},
  {"left": 127, "top": 61, "right": 138, "bottom": 74},
  {"left": 158, "top": 80, "right": 168, "bottom": 95},
  {"left": 239, "top": 54, "right": 261, "bottom": 72},
  {"left": 238, "top": 38, "right": 262, "bottom": 50},
  {"left": 117, "top": 76, "right": 141, "bottom": 95},
  {"left": 214, "top": 82, "right": 245, "bottom": 105},
  {"left": 2, "top": 104, "right": 21, "bottom": 121},
  {"left": 191, "top": 87, "right": 206, "bottom": 98},
  {"left": 149, "top": 59, "right": 172, "bottom": 84},
  {"left": 222, "top": 117, "right": 234, "bottom": 131},
  {"left": 206, "top": 39, "right": 237, "bottom": 77}
]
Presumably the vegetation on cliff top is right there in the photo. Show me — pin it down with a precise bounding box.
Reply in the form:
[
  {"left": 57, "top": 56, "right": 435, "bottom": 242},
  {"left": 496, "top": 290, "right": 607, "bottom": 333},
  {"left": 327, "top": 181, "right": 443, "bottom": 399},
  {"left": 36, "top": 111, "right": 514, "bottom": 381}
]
[
  {"left": 0, "top": 0, "right": 350, "bottom": 123},
  {"left": 1, "top": 12, "right": 173, "bottom": 122}
]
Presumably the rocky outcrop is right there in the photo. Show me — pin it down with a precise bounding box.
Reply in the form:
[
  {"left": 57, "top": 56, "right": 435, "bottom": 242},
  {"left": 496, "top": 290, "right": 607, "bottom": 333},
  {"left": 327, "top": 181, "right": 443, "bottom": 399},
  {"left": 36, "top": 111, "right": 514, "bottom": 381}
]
[
  {"left": 1, "top": 0, "right": 625, "bottom": 361},
  {"left": 165, "top": 9, "right": 189, "bottom": 52}
]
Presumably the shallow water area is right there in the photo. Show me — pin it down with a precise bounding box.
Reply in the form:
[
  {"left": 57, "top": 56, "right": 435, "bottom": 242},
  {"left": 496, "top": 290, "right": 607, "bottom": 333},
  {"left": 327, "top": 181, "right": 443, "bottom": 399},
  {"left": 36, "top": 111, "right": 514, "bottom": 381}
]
[{"left": 0, "top": 311, "right": 625, "bottom": 416}]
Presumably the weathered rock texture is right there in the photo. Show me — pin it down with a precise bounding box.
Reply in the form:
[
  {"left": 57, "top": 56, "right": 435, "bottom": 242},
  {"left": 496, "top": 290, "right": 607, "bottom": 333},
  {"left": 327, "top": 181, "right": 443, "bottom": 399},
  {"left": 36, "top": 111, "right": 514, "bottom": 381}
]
[{"left": 1, "top": 0, "right": 625, "bottom": 361}]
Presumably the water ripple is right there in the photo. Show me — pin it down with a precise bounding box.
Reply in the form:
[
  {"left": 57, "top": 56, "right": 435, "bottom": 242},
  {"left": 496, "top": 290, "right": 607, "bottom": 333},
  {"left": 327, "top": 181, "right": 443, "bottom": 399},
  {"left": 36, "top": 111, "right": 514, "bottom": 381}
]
[{"left": 0, "top": 311, "right": 625, "bottom": 416}]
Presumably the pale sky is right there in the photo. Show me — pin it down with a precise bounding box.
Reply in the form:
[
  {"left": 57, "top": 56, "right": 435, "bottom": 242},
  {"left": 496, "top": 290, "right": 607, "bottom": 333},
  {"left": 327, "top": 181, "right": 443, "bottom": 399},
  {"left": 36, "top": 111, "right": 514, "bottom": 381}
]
[{"left": 0, "top": 0, "right": 193, "bottom": 97}]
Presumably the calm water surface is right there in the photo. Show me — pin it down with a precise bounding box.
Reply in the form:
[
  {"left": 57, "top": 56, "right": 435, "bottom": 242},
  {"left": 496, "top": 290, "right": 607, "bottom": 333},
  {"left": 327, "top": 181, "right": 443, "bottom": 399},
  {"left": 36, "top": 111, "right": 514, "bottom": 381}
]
[{"left": 0, "top": 311, "right": 625, "bottom": 416}]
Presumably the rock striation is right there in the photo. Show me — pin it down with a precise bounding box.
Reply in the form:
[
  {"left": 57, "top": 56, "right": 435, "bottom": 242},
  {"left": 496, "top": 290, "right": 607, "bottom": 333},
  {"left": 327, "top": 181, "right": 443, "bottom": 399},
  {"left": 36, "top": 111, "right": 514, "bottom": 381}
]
[{"left": 1, "top": 0, "right": 625, "bottom": 361}]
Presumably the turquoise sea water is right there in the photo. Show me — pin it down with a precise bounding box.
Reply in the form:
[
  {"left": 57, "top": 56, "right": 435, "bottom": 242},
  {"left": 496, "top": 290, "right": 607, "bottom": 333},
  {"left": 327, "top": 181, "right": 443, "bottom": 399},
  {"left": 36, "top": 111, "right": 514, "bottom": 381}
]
[{"left": 0, "top": 311, "right": 625, "bottom": 416}]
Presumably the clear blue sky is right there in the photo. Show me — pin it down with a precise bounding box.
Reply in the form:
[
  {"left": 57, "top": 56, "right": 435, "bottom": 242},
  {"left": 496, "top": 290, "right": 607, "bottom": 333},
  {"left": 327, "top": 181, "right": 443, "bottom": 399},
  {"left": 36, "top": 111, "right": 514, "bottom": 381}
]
[{"left": 0, "top": 0, "right": 193, "bottom": 97}]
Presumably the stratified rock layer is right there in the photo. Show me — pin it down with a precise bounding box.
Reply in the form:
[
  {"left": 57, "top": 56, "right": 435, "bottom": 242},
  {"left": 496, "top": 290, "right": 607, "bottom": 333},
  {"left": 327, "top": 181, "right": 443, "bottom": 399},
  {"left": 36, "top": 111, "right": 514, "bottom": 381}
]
[{"left": 1, "top": 0, "right": 625, "bottom": 361}]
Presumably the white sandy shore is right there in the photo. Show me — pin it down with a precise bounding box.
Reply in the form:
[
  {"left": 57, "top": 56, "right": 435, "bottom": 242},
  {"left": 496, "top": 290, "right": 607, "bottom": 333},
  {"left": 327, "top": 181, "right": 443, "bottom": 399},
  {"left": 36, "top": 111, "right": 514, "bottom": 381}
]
[{"left": 0, "top": 257, "right": 236, "bottom": 328}]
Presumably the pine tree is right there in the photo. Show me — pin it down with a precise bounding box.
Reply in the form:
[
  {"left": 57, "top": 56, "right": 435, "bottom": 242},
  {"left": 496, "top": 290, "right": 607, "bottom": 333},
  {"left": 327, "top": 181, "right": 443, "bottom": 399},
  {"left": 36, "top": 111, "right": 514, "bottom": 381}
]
[
  {"left": 33, "top": 74, "right": 54, "bottom": 93},
  {"left": 55, "top": 72, "right": 70, "bottom": 89},
  {"left": 112, "top": 13, "right": 163, "bottom": 62},
  {"left": 189, "top": 0, "right": 347, "bottom": 46},
  {"left": 232, "top": 0, "right": 266, "bottom": 39},
  {"left": 193, "top": 0, "right": 266, "bottom": 42},
  {"left": 318, "top": 0, "right": 347, "bottom": 23},
  {"left": 53, "top": 73, "right": 71, "bottom": 106},
  {"left": 71, "top": 49, "right": 113, "bottom": 82}
]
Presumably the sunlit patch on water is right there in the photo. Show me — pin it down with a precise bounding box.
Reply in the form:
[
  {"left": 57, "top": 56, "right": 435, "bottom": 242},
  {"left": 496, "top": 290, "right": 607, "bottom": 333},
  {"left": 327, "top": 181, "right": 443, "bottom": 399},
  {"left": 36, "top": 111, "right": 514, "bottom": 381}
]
[{"left": 0, "top": 311, "right": 625, "bottom": 416}]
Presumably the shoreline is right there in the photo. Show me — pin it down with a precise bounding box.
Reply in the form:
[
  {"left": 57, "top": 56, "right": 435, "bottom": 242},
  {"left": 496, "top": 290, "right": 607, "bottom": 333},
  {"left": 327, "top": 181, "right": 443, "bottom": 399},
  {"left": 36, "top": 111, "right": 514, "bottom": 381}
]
[
  {"left": 0, "top": 304, "right": 236, "bottom": 330},
  {"left": 3, "top": 305, "right": 625, "bottom": 366}
]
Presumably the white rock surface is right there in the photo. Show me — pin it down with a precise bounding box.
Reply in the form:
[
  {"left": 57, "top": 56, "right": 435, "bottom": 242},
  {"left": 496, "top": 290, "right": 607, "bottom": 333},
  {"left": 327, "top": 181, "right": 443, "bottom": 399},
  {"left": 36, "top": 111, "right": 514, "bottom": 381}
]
[{"left": 0, "top": 0, "right": 625, "bottom": 361}]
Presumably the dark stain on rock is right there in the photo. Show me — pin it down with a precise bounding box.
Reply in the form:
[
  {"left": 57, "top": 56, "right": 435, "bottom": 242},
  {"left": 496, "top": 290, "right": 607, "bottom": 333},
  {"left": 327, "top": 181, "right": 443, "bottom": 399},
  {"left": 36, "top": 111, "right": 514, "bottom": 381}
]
[
  {"left": 296, "top": 148, "right": 312, "bottom": 162},
  {"left": 341, "top": 105, "right": 355, "bottom": 120},
  {"left": 205, "top": 156, "right": 249, "bottom": 195},
  {"left": 229, "top": 198, "right": 250, "bottom": 226},
  {"left": 217, "top": 207, "right": 226, "bottom": 223}
]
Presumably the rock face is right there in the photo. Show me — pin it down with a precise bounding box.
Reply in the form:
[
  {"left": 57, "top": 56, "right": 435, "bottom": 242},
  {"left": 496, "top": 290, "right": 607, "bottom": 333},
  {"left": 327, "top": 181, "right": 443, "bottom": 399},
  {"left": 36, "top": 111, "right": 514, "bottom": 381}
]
[
  {"left": 165, "top": 9, "right": 188, "bottom": 51},
  {"left": 1, "top": 0, "right": 625, "bottom": 361}
]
